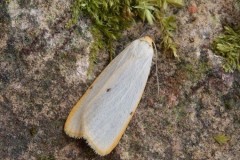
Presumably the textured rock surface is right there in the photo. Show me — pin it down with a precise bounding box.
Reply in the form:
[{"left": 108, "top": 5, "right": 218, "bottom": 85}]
[{"left": 0, "top": 0, "right": 240, "bottom": 159}]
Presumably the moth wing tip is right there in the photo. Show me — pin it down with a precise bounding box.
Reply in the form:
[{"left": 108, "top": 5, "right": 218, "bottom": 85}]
[{"left": 83, "top": 134, "right": 113, "bottom": 156}]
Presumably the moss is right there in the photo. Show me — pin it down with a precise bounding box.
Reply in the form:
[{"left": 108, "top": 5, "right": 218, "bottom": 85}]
[
  {"left": 213, "top": 26, "right": 240, "bottom": 72},
  {"left": 213, "top": 134, "right": 230, "bottom": 145},
  {"left": 87, "top": 28, "right": 106, "bottom": 75},
  {"left": 67, "top": 0, "right": 184, "bottom": 73},
  {"left": 179, "top": 61, "right": 210, "bottom": 83},
  {"left": 37, "top": 155, "right": 55, "bottom": 160}
]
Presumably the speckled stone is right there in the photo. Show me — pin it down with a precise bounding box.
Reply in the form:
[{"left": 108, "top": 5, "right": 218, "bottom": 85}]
[{"left": 0, "top": 0, "right": 240, "bottom": 160}]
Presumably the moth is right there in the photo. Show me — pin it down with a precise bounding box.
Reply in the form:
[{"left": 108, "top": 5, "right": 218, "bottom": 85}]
[{"left": 64, "top": 36, "right": 154, "bottom": 156}]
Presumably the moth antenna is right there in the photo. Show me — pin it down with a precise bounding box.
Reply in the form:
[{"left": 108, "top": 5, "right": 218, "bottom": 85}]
[{"left": 153, "top": 41, "right": 160, "bottom": 96}]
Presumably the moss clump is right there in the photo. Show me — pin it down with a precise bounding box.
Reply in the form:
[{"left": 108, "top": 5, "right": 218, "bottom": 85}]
[
  {"left": 67, "top": 0, "right": 183, "bottom": 73},
  {"left": 37, "top": 154, "right": 55, "bottom": 160},
  {"left": 178, "top": 61, "right": 210, "bottom": 84},
  {"left": 213, "top": 26, "right": 240, "bottom": 72},
  {"left": 213, "top": 134, "right": 230, "bottom": 145}
]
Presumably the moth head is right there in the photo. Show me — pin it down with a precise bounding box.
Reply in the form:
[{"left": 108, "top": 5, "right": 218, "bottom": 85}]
[{"left": 140, "top": 36, "right": 153, "bottom": 47}]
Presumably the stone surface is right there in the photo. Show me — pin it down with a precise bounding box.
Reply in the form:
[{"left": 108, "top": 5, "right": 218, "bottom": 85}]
[{"left": 0, "top": 0, "right": 240, "bottom": 159}]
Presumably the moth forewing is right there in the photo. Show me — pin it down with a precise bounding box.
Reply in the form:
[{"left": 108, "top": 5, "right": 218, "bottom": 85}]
[{"left": 64, "top": 36, "right": 154, "bottom": 156}]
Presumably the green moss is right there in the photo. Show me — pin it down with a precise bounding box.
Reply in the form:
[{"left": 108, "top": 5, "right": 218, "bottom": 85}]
[
  {"left": 87, "top": 28, "right": 105, "bottom": 75},
  {"left": 213, "top": 26, "right": 240, "bottom": 72},
  {"left": 67, "top": 0, "right": 184, "bottom": 73},
  {"left": 179, "top": 61, "right": 210, "bottom": 83},
  {"left": 37, "top": 155, "right": 55, "bottom": 160},
  {"left": 213, "top": 134, "right": 230, "bottom": 145},
  {"left": 4, "top": 0, "right": 11, "bottom": 3}
]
